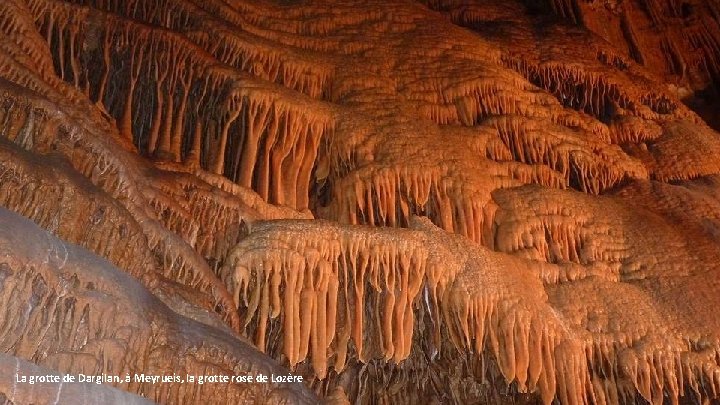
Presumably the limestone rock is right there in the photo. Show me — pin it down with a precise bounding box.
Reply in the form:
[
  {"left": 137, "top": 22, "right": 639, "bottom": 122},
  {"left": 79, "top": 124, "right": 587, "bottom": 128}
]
[{"left": 1, "top": 0, "right": 719, "bottom": 403}]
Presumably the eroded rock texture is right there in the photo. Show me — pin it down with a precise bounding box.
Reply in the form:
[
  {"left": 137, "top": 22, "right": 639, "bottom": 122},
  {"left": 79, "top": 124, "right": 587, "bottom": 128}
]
[
  {"left": 1, "top": 0, "right": 720, "bottom": 404},
  {"left": 0, "top": 207, "right": 316, "bottom": 404}
]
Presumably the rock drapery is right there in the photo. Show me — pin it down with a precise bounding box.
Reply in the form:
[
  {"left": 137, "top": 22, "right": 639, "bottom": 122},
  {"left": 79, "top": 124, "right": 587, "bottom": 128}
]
[{"left": 1, "top": 0, "right": 720, "bottom": 404}]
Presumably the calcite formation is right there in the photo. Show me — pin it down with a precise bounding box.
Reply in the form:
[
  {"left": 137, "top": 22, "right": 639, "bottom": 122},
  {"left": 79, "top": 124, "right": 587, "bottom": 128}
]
[
  {"left": 0, "top": 207, "right": 316, "bottom": 404},
  {"left": 1, "top": 0, "right": 720, "bottom": 404}
]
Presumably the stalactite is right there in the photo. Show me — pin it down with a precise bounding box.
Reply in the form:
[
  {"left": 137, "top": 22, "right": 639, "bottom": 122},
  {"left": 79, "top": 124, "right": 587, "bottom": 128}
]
[
  {"left": 5, "top": 0, "right": 720, "bottom": 404},
  {"left": 490, "top": 115, "right": 647, "bottom": 194},
  {"left": 147, "top": 59, "right": 169, "bottom": 155},
  {"left": 0, "top": 208, "right": 316, "bottom": 404},
  {"left": 171, "top": 61, "right": 192, "bottom": 162},
  {"left": 95, "top": 23, "right": 112, "bottom": 106},
  {"left": 65, "top": 0, "right": 334, "bottom": 99},
  {"left": 0, "top": 68, "right": 308, "bottom": 333},
  {"left": 220, "top": 214, "right": 720, "bottom": 405},
  {"left": 221, "top": 220, "right": 437, "bottom": 378},
  {"left": 238, "top": 97, "right": 271, "bottom": 187},
  {"left": 27, "top": 0, "right": 334, "bottom": 210},
  {"left": 120, "top": 43, "right": 145, "bottom": 142},
  {"left": 155, "top": 44, "right": 183, "bottom": 160}
]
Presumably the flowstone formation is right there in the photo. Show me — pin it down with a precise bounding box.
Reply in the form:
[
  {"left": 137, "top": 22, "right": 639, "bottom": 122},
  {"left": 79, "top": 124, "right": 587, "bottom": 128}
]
[{"left": 1, "top": 0, "right": 720, "bottom": 404}]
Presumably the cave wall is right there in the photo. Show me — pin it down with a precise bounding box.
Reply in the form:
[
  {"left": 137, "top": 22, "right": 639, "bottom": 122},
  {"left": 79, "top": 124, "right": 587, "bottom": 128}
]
[{"left": 1, "top": 0, "right": 720, "bottom": 404}]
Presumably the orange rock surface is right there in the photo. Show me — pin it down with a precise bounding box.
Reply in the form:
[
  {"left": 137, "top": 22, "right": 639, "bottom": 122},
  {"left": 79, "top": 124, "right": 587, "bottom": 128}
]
[{"left": 1, "top": 0, "right": 720, "bottom": 403}]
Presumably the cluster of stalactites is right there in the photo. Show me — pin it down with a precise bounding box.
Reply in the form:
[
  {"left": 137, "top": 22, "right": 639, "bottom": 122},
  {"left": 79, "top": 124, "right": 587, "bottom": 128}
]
[
  {"left": 201, "top": 0, "right": 389, "bottom": 39},
  {"left": 488, "top": 115, "right": 648, "bottom": 194},
  {"left": 684, "top": 23, "right": 720, "bottom": 84},
  {"left": 318, "top": 114, "right": 645, "bottom": 253},
  {"left": 547, "top": 0, "right": 583, "bottom": 25},
  {"left": 0, "top": 76, "right": 242, "bottom": 330},
  {"left": 503, "top": 57, "right": 681, "bottom": 121},
  {"left": 215, "top": 91, "right": 332, "bottom": 210},
  {"left": 55, "top": 0, "right": 334, "bottom": 99},
  {"left": 191, "top": 0, "right": 374, "bottom": 53},
  {"left": 0, "top": 207, "right": 319, "bottom": 405},
  {"left": 28, "top": 0, "right": 335, "bottom": 211},
  {"left": 492, "top": 206, "right": 626, "bottom": 269},
  {"left": 222, "top": 219, "right": 720, "bottom": 405},
  {"left": 446, "top": 294, "right": 720, "bottom": 405},
  {"left": 221, "top": 221, "right": 439, "bottom": 379},
  {"left": 547, "top": 0, "right": 720, "bottom": 94},
  {"left": 188, "top": 31, "right": 332, "bottom": 100},
  {"left": 28, "top": 0, "right": 205, "bottom": 153},
  {"left": 421, "top": 78, "right": 528, "bottom": 126},
  {"left": 325, "top": 165, "right": 506, "bottom": 247},
  {"left": 608, "top": 115, "right": 663, "bottom": 145},
  {"left": 0, "top": 0, "right": 57, "bottom": 83}
]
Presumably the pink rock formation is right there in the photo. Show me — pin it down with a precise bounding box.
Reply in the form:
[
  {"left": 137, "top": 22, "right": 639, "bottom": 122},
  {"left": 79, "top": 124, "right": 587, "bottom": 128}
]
[
  {"left": 0, "top": 207, "right": 316, "bottom": 404},
  {"left": 1, "top": 0, "right": 720, "bottom": 403}
]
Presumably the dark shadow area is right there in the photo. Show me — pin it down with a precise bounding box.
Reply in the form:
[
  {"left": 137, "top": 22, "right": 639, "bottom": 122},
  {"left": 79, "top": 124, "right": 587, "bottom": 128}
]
[{"left": 683, "top": 85, "right": 720, "bottom": 131}]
